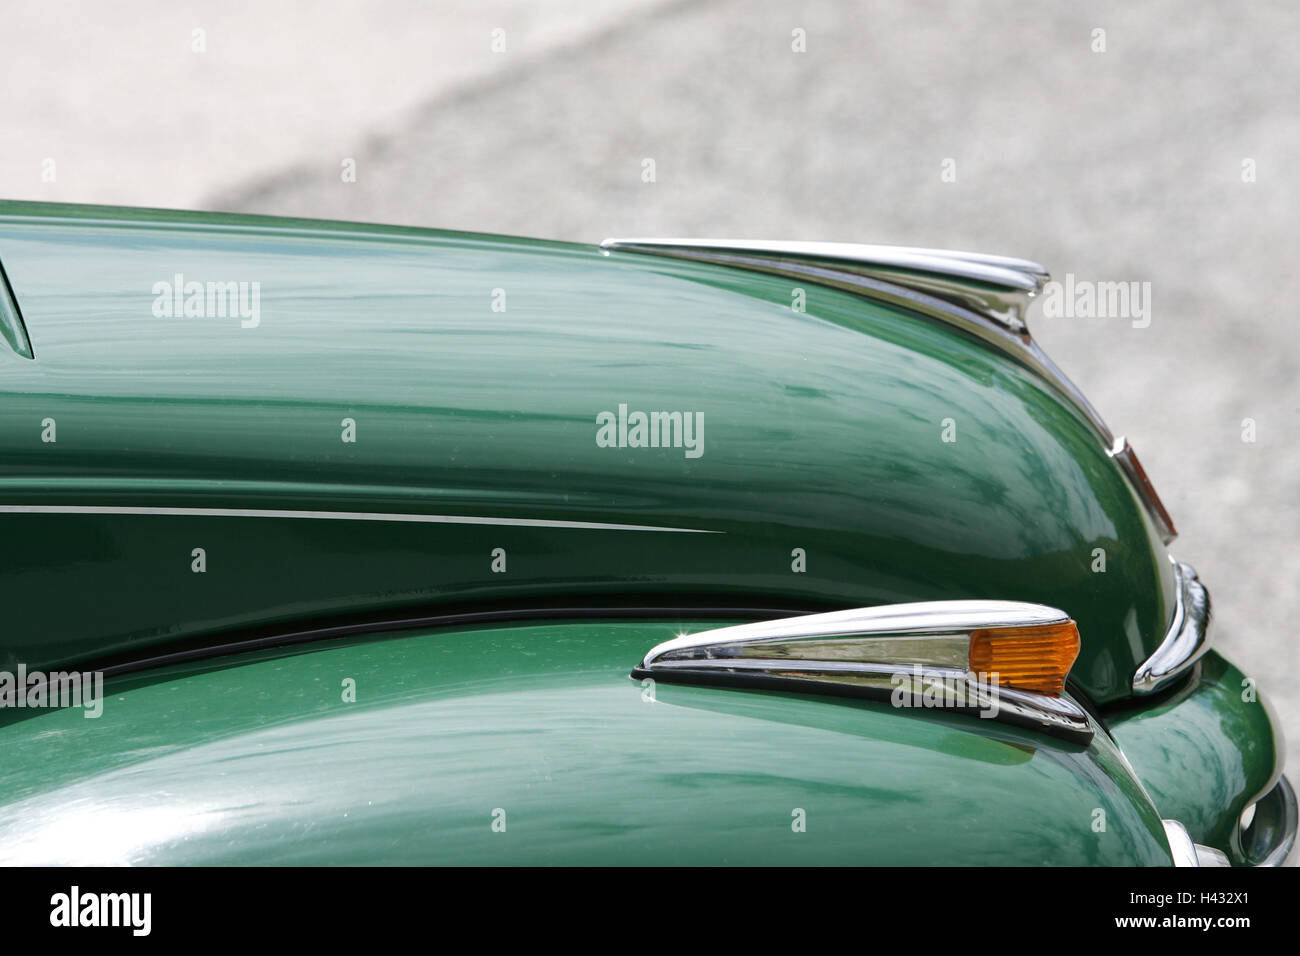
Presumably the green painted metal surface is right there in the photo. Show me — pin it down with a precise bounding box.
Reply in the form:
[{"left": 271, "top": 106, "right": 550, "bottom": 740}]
[
  {"left": 0, "top": 620, "right": 1172, "bottom": 865},
  {"left": 1109, "top": 651, "right": 1286, "bottom": 862},
  {"left": 0, "top": 202, "right": 1174, "bottom": 704}
]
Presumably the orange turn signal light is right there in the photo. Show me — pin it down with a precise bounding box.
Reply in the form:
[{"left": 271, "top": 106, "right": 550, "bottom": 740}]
[{"left": 968, "top": 620, "right": 1081, "bottom": 696}]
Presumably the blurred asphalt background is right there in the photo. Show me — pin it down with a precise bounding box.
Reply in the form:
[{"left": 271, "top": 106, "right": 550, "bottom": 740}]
[{"left": 4, "top": 2, "right": 1298, "bottom": 787}]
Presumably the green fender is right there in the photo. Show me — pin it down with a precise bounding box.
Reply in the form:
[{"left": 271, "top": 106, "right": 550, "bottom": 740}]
[
  {"left": 0, "top": 620, "right": 1173, "bottom": 865},
  {"left": 1108, "top": 650, "right": 1286, "bottom": 863}
]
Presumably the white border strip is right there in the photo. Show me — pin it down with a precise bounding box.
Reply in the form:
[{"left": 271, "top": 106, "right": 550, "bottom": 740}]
[{"left": 0, "top": 504, "right": 718, "bottom": 534}]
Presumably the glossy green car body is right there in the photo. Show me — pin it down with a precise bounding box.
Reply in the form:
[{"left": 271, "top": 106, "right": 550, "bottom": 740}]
[
  {"left": 0, "top": 620, "right": 1173, "bottom": 866},
  {"left": 0, "top": 201, "right": 1289, "bottom": 865}
]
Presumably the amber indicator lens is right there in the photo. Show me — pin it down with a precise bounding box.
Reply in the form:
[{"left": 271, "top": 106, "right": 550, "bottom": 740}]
[{"left": 967, "top": 620, "right": 1081, "bottom": 696}]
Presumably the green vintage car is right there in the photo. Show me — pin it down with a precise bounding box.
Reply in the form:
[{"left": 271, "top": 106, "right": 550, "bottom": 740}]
[{"left": 0, "top": 201, "right": 1292, "bottom": 866}]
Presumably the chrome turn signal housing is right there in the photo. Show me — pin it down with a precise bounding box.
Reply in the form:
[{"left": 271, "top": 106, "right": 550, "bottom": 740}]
[{"left": 633, "top": 601, "right": 1091, "bottom": 744}]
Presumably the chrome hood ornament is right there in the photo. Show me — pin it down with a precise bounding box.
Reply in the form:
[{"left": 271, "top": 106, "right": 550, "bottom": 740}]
[{"left": 599, "top": 238, "right": 1049, "bottom": 336}]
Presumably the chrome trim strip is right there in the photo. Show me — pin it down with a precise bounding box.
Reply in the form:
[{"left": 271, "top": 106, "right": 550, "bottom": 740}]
[
  {"left": 600, "top": 238, "right": 1048, "bottom": 333},
  {"left": 0, "top": 504, "right": 718, "bottom": 534},
  {"left": 1132, "top": 559, "right": 1210, "bottom": 694},
  {"left": 633, "top": 601, "right": 1092, "bottom": 744},
  {"left": 641, "top": 600, "right": 1068, "bottom": 663},
  {"left": 1162, "top": 819, "right": 1200, "bottom": 867},
  {"left": 646, "top": 658, "right": 969, "bottom": 677}
]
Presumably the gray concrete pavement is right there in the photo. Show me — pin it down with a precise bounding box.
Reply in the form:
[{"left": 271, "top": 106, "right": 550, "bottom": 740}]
[
  {"left": 0, "top": 0, "right": 667, "bottom": 208},
  {"left": 4, "top": 1, "right": 1297, "bottom": 811}
]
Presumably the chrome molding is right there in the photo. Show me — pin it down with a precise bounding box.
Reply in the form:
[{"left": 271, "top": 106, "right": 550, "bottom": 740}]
[
  {"left": 1162, "top": 820, "right": 1201, "bottom": 867},
  {"left": 632, "top": 601, "right": 1093, "bottom": 744},
  {"left": 640, "top": 601, "right": 1068, "bottom": 659},
  {"left": 1132, "top": 559, "right": 1210, "bottom": 694},
  {"left": 600, "top": 238, "right": 1048, "bottom": 334},
  {"left": 0, "top": 503, "right": 718, "bottom": 535}
]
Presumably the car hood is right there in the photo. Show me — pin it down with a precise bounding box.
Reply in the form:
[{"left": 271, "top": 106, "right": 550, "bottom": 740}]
[{"left": 0, "top": 202, "right": 1175, "bottom": 703}]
